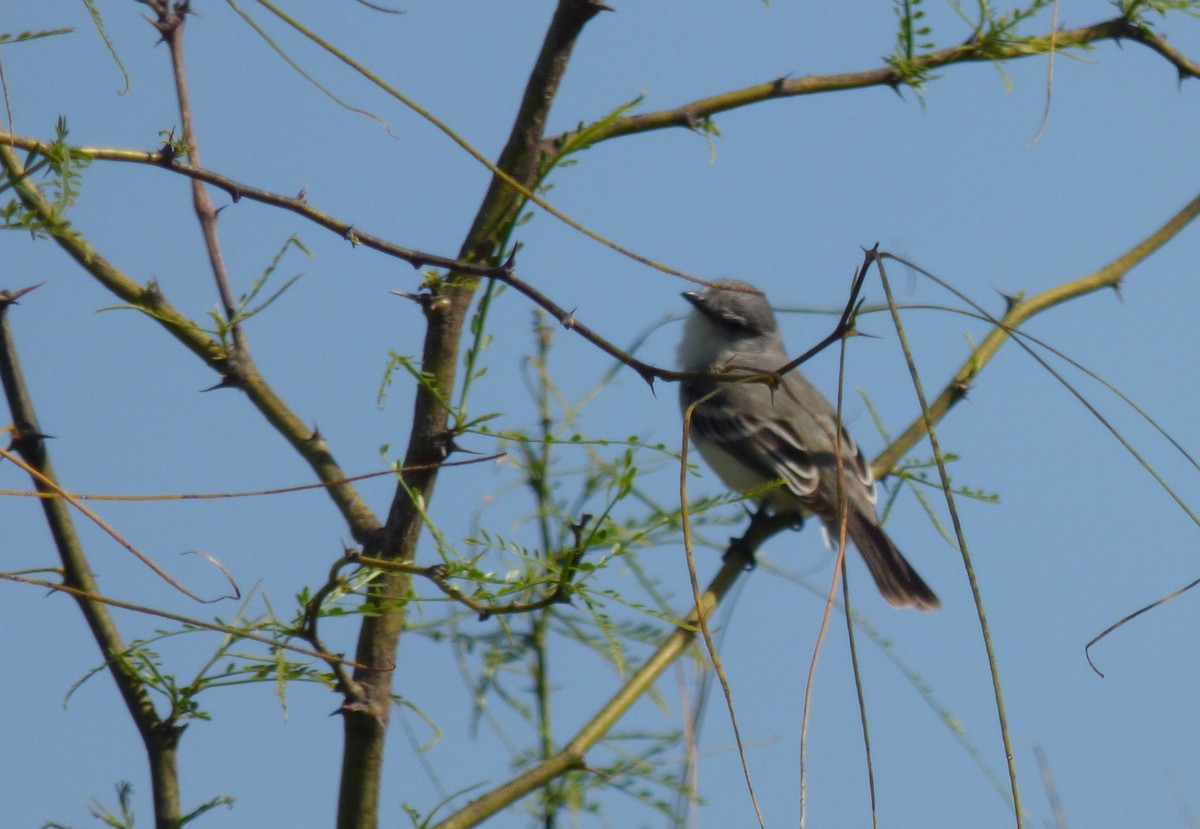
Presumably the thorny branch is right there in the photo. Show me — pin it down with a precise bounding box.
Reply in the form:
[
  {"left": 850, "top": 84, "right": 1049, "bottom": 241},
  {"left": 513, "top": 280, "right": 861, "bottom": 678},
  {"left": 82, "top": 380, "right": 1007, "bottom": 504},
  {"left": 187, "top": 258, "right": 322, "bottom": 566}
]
[{"left": 541, "top": 15, "right": 1200, "bottom": 159}]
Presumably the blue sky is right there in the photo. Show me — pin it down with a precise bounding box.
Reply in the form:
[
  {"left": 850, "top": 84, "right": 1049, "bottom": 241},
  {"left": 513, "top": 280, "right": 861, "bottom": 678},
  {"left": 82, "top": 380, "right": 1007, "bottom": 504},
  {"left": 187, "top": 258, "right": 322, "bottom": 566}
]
[{"left": 4, "top": 1, "right": 1200, "bottom": 827}]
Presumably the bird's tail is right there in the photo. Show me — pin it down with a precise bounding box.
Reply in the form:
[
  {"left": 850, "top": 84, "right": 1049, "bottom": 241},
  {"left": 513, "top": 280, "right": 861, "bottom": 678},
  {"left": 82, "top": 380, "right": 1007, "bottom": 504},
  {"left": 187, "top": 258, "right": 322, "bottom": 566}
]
[{"left": 842, "top": 507, "right": 940, "bottom": 611}]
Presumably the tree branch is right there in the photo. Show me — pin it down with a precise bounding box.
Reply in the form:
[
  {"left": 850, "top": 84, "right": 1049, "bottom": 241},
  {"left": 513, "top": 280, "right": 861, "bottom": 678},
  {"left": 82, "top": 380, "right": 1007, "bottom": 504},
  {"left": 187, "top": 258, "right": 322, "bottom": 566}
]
[
  {"left": 870, "top": 188, "right": 1200, "bottom": 478},
  {"left": 0, "top": 132, "right": 494, "bottom": 276},
  {"left": 148, "top": 0, "right": 250, "bottom": 357},
  {"left": 542, "top": 16, "right": 1200, "bottom": 160},
  {"left": 336, "top": 3, "right": 610, "bottom": 827},
  {"left": 0, "top": 286, "right": 183, "bottom": 829},
  {"left": 0, "top": 144, "right": 382, "bottom": 543}
]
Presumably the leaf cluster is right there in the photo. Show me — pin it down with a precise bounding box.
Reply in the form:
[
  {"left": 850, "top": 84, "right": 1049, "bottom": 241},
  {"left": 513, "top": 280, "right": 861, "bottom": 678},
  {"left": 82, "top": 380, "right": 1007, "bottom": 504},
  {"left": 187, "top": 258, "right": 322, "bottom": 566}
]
[{"left": 1, "top": 118, "right": 89, "bottom": 238}]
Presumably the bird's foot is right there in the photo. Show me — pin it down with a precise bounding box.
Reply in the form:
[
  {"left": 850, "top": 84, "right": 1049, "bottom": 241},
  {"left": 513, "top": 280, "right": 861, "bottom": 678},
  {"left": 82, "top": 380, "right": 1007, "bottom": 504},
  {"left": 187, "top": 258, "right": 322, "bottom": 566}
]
[{"left": 723, "top": 537, "right": 757, "bottom": 570}]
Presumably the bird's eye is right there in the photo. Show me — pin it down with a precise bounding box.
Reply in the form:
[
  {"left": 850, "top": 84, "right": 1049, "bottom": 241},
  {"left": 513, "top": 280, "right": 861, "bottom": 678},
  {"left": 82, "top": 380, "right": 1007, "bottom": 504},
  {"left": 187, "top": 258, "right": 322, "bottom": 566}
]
[{"left": 721, "top": 311, "right": 750, "bottom": 329}]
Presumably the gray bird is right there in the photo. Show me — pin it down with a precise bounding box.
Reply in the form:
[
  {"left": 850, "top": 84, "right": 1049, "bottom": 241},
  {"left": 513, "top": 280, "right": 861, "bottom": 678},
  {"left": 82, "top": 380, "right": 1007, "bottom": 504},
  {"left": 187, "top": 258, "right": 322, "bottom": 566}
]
[{"left": 677, "top": 278, "right": 940, "bottom": 610}]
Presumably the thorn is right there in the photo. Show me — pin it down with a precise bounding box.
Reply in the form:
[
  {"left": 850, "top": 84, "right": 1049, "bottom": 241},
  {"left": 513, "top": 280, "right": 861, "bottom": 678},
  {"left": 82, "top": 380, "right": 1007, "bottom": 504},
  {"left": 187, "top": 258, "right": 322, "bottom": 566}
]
[
  {"left": 296, "top": 185, "right": 308, "bottom": 202},
  {"left": 561, "top": 308, "right": 577, "bottom": 330},
  {"left": 0, "top": 282, "right": 46, "bottom": 307},
  {"left": 445, "top": 437, "right": 485, "bottom": 456},
  {"left": 390, "top": 289, "right": 450, "bottom": 315},
  {"left": 200, "top": 375, "right": 238, "bottom": 392},
  {"left": 338, "top": 700, "right": 371, "bottom": 717},
  {"left": 1111, "top": 281, "right": 1125, "bottom": 302},
  {"left": 635, "top": 367, "right": 657, "bottom": 392},
  {"left": 8, "top": 428, "right": 54, "bottom": 453},
  {"left": 995, "top": 287, "right": 1022, "bottom": 313}
]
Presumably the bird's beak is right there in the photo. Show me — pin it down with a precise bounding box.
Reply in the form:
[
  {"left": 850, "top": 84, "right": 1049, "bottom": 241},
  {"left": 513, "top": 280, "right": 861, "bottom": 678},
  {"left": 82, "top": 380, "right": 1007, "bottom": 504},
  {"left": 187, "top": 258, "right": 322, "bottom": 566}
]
[{"left": 681, "top": 290, "right": 703, "bottom": 308}]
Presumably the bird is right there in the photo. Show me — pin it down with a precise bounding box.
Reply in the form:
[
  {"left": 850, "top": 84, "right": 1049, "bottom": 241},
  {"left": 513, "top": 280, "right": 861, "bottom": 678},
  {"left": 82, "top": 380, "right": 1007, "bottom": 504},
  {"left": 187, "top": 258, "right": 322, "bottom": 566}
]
[{"left": 676, "top": 278, "right": 940, "bottom": 610}]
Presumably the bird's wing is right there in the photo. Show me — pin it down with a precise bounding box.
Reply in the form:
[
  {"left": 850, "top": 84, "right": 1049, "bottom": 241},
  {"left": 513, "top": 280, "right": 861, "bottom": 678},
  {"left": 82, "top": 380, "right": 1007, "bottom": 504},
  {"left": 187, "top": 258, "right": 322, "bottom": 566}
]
[
  {"left": 777, "top": 372, "right": 878, "bottom": 505},
  {"left": 689, "top": 382, "right": 821, "bottom": 499},
  {"left": 690, "top": 376, "right": 878, "bottom": 508}
]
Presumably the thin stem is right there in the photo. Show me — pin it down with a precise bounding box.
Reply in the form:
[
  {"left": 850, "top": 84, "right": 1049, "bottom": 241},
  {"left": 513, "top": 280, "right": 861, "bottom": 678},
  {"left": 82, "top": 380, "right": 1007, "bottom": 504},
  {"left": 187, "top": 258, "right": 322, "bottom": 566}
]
[
  {"left": 681, "top": 395, "right": 766, "bottom": 828},
  {"left": 150, "top": 2, "right": 247, "bottom": 355},
  {"left": 836, "top": 330, "right": 879, "bottom": 829},
  {"left": 1, "top": 570, "right": 364, "bottom": 670},
  {"left": 841, "top": 562, "right": 878, "bottom": 829},
  {"left": 876, "top": 257, "right": 1023, "bottom": 827},
  {"left": 532, "top": 316, "right": 558, "bottom": 828},
  {"left": 800, "top": 334, "right": 853, "bottom": 829},
  {"left": 253, "top": 0, "right": 704, "bottom": 285}
]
